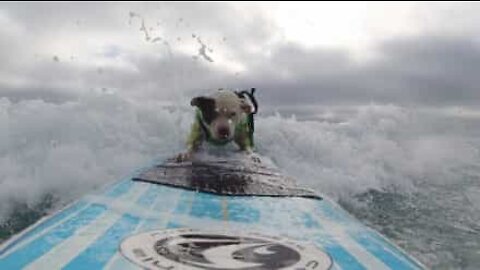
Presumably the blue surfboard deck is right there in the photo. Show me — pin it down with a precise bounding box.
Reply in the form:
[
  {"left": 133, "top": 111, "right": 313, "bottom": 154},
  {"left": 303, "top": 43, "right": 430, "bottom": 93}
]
[{"left": 0, "top": 157, "right": 424, "bottom": 270}]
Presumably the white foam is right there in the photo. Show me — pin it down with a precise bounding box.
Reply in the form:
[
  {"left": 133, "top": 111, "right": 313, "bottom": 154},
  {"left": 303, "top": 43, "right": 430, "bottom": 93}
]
[
  {"left": 255, "top": 104, "right": 480, "bottom": 199},
  {"left": 0, "top": 93, "right": 192, "bottom": 223},
  {"left": 1, "top": 94, "right": 479, "bottom": 225}
]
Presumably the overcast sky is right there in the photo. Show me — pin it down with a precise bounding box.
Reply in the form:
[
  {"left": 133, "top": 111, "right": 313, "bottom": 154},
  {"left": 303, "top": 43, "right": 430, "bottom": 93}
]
[{"left": 1, "top": 2, "right": 480, "bottom": 108}]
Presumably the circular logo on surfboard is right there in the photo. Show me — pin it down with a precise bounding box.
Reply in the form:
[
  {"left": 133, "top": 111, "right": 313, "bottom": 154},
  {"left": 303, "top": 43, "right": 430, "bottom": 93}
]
[{"left": 120, "top": 228, "right": 332, "bottom": 270}]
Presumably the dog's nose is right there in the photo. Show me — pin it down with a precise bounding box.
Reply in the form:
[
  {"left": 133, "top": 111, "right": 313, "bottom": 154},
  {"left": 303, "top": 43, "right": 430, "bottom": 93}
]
[{"left": 218, "top": 126, "right": 230, "bottom": 138}]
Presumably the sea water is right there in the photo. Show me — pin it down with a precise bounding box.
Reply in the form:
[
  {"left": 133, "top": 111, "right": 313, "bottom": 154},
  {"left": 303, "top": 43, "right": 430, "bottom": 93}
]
[{"left": 0, "top": 94, "right": 479, "bottom": 269}]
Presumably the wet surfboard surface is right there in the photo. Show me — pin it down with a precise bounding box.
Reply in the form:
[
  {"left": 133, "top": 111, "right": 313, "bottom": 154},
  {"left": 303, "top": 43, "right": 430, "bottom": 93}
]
[
  {"left": 134, "top": 157, "right": 322, "bottom": 200},
  {"left": 0, "top": 155, "right": 424, "bottom": 270}
]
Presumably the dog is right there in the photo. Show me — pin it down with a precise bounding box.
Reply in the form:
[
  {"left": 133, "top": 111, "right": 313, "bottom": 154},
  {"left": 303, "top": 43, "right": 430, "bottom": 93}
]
[{"left": 176, "top": 89, "right": 254, "bottom": 162}]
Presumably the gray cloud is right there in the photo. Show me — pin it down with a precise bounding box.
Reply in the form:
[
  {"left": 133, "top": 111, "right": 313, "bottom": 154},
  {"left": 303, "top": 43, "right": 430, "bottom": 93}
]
[
  {"left": 237, "top": 35, "right": 480, "bottom": 107},
  {"left": 0, "top": 2, "right": 480, "bottom": 109}
]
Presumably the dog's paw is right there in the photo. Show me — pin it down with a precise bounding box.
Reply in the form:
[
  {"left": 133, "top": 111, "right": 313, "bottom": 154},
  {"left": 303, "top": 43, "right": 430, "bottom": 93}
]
[
  {"left": 244, "top": 149, "right": 261, "bottom": 164},
  {"left": 175, "top": 152, "right": 192, "bottom": 163},
  {"left": 251, "top": 155, "right": 261, "bottom": 164}
]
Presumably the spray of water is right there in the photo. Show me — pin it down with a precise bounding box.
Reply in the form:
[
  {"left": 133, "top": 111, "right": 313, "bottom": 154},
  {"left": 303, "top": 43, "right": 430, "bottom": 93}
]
[{"left": 1, "top": 93, "right": 479, "bottom": 268}]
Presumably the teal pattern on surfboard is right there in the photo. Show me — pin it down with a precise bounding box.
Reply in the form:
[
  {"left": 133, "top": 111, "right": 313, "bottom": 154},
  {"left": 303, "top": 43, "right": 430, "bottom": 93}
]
[{"left": 0, "top": 161, "right": 424, "bottom": 270}]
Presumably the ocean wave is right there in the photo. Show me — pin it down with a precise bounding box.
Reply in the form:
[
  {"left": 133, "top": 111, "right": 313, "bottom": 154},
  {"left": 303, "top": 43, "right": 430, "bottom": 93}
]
[{"left": 1, "top": 93, "right": 479, "bottom": 268}]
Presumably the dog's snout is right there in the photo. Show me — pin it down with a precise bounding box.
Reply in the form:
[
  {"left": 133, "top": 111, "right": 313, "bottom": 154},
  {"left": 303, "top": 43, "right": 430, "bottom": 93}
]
[{"left": 217, "top": 126, "right": 230, "bottom": 138}]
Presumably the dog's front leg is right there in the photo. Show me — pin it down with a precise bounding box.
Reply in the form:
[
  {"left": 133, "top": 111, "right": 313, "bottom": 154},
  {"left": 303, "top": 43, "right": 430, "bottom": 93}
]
[
  {"left": 234, "top": 133, "right": 253, "bottom": 152},
  {"left": 176, "top": 120, "right": 203, "bottom": 162}
]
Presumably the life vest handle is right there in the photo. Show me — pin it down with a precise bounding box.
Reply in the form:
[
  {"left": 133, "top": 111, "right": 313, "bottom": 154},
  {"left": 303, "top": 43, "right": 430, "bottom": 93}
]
[
  {"left": 235, "top": 88, "right": 258, "bottom": 147},
  {"left": 236, "top": 88, "right": 258, "bottom": 115}
]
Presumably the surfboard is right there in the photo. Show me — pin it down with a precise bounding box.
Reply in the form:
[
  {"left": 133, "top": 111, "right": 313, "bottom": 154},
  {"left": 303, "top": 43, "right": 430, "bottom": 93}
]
[{"left": 0, "top": 154, "right": 424, "bottom": 269}]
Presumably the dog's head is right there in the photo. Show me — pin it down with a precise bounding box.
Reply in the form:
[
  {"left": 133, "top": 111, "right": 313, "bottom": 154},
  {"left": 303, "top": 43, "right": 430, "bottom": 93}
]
[{"left": 191, "top": 90, "right": 252, "bottom": 143}]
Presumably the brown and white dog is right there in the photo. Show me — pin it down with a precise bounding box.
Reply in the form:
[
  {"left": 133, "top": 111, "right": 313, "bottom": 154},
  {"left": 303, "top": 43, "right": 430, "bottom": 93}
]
[{"left": 177, "top": 89, "right": 254, "bottom": 162}]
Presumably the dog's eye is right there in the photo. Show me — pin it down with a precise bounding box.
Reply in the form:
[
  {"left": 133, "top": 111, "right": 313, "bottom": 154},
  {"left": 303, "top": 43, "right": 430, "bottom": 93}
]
[{"left": 229, "top": 112, "right": 236, "bottom": 118}]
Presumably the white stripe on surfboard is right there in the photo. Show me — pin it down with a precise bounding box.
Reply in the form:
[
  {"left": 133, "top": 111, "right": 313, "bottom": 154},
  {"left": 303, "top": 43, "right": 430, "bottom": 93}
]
[
  {"left": 104, "top": 188, "right": 186, "bottom": 270},
  {"left": 0, "top": 180, "right": 131, "bottom": 259},
  {"left": 311, "top": 210, "right": 391, "bottom": 270},
  {"left": 0, "top": 202, "right": 90, "bottom": 259},
  {"left": 103, "top": 187, "right": 166, "bottom": 270},
  {"left": 135, "top": 209, "right": 261, "bottom": 234},
  {"left": 24, "top": 184, "right": 148, "bottom": 270}
]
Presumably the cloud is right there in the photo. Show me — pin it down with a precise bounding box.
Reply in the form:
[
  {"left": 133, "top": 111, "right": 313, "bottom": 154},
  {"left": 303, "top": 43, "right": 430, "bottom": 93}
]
[
  {"left": 0, "top": 2, "right": 479, "bottom": 109},
  {"left": 236, "top": 34, "right": 480, "bottom": 107}
]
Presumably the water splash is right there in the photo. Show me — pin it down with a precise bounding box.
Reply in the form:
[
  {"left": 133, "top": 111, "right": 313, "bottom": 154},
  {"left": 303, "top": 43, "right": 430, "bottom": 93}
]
[
  {"left": 195, "top": 36, "right": 214, "bottom": 63},
  {"left": 0, "top": 96, "right": 479, "bottom": 268}
]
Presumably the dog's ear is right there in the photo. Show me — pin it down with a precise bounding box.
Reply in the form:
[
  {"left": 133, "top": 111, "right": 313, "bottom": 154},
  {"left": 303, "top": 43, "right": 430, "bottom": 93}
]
[
  {"left": 191, "top": 96, "right": 215, "bottom": 109},
  {"left": 191, "top": 96, "right": 216, "bottom": 123}
]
